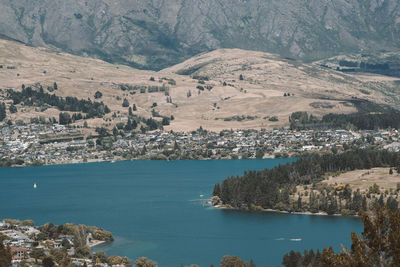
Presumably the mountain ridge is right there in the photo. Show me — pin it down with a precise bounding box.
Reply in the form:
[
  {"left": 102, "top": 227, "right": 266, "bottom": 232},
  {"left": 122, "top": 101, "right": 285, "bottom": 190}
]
[{"left": 1, "top": 0, "right": 400, "bottom": 70}]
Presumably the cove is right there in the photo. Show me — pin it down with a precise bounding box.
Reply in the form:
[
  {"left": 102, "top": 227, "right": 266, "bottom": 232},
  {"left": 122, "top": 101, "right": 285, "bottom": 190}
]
[{"left": 0, "top": 159, "right": 362, "bottom": 266}]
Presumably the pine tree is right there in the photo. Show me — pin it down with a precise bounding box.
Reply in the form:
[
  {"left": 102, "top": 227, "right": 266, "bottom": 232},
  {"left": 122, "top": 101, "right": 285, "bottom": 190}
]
[
  {"left": 0, "top": 102, "right": 6, "bottom": 121},
  {"left": 9, "top": 104, "right": 17, "bottom": 113},
  {"left": 122, "top": 98, "right": 129, "bottom": 107}
]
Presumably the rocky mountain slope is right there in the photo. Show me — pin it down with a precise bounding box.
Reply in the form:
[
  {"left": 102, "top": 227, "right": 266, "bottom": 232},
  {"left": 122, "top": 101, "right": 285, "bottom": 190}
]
[
  {"left": 1, "top": 38, "right": 399, "bottom": 131},
  {"left": 1, "top": 0, "right": 400, "bottom": 70}
]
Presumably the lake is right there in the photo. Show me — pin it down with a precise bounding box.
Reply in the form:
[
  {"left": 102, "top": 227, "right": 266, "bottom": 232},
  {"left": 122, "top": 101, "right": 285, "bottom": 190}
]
[{"left": 0, "top": 159, "right": 362, "bottom": 266}]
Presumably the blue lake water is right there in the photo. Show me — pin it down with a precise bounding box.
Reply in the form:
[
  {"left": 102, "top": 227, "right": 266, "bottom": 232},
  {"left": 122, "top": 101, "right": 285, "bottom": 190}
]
[{"left": 0, "top": 159, "right": 362, "bottom": 266}]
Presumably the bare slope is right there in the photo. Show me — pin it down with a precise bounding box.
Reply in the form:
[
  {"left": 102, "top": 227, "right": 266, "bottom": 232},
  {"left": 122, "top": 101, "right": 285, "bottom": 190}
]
[{"left": 0, "top": 39, "right": 399, "bottom": 132}]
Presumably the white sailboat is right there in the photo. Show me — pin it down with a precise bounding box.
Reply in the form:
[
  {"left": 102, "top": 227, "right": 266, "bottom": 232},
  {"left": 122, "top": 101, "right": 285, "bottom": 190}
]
[{"left": 33, "top": 183, "right": 37, "bottom": 189}]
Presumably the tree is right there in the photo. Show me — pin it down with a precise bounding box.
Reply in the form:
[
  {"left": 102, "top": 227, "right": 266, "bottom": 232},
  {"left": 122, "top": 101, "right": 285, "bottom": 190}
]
[
  {"left": 174, "top": 141, "right": 180, "bottom": 151},
  {"left": 122, "top": 98, "right": 130, "bottom": 107},
  {"left": 255, "top": 149, "right": 264, "bottom": 159},
  {"left": 129, "top": 107, "right": 133, "bottom": 116},
  {"left": 53, "top": 82, "right": 58, "bottom": 90},
  {"left": 0, "top": 102, "right": 6, "bottom": 121},
  {"left": 30, "top": 248, "right": 45, "bottom": 260},
  {"left": 93, "top": 251, "right": 107, "bottom": 263},
  {"left": 269, "top": 116, "right": 279, "bottom": 122},
  {"left": 0, "top": 243, "right": 11, "bottom": 267},
  {"left": 132, "top": 104, "right": 137, "bottom": 111},
  {"left": 59, "top": 112, "right": 71, "bottom": 125},
  {"left": 75, "top": 246, "right": 90, "bottom": 258},
  {"left": 135, "top": 257, "right": 158, "bottom": 267},
  {"left": 239, "top": 74, "right": 244, "bottom": 80},
  {"left": 389, "top": 168, "right": 393, "bottom": 175},
  {"left": 59, "top": 256, "right": 73, "bottom": 267},
  {"left": 73, "top": 224, "right": 87, "bottom": 248},
  {"left": 321, "top": 206, "right": 400, "bottom": 266},
  {"left": 9, "top": 104, "right": 17, "bottom": 113},
  {"left": 42, "top": 256, "right": 55, "bottom": 267},
  {"left": 220, "top": 255, "right": 253, "bottom": 267},
  {"left": 94, "top": 91, "right": 103, "bottom": 99},
  {"left": 162, "top": 117, "right": 170, "bottom": 126}
]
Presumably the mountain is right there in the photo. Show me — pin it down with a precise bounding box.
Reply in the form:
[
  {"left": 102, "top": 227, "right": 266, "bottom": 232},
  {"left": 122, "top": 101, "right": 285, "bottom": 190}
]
[
  {"left": 1, "top": 0, "right": 400, "bottom": 70},
  {"left": 1, "top": 38, "right": 399, "bottom": 131}
]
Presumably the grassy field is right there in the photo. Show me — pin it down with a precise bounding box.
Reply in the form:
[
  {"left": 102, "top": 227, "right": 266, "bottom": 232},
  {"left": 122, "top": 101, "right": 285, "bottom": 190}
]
[{"left": 321, "top": 167, "right": 400, "bottom": 193}]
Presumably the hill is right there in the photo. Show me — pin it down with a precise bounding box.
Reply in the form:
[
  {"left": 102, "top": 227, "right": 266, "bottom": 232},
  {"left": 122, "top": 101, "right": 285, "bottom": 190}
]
[
  {"left": 0, "top": 38, "right": 399, "bottom": 132},
  {"left": 0, "top": 0, "right": 400, "bottom": 69}
]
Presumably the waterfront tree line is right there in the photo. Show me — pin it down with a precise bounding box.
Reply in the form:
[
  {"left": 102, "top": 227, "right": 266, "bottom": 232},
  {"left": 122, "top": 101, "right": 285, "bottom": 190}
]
[
  {"left": 6, "top": 85, "right": 110, "bottom": 119},
  {"left": 213, "top": 149, "right": 400, "bottom": 215}
]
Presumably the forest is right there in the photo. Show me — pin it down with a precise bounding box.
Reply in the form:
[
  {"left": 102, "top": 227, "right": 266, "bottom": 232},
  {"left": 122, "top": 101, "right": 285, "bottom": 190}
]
[
  {"left": 290, "top": 100, "right": 400, "bottom": 130},
  {"left": 213, "top": 149, "right": 400, "bottom": 215},
  {"left": 289, "top": 110, "right": 400, "bottom": 130}
]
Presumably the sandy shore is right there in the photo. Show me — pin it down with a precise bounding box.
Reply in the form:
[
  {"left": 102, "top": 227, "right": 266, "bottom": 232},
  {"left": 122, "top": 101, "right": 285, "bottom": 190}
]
[{"left": 88, "top": 240, "right": 106, "bottom": 248}]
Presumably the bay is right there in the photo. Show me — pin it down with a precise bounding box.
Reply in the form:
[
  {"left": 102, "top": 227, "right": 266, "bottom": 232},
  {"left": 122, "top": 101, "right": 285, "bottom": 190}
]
[{"left": 0, "top": 159, "right": 362, "bottom": 266}]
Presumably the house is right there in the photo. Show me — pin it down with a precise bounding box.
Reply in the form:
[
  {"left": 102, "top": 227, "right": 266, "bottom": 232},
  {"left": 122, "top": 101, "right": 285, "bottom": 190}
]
[{"left": 10, "top": 247, "right": 27, "bottom": 260}]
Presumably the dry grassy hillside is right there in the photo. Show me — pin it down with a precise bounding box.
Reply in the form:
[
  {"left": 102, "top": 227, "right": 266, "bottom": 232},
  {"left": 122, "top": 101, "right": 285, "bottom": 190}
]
[{"left": 0, "top": 39, "right": 399, "bottom": 132}]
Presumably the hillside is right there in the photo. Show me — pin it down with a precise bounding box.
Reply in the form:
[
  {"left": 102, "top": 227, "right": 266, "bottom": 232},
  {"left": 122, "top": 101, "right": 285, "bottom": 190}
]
[
  {"left": 317, "top": 52, "right": 400, "bottom": 77},
  {"left": 0, "top": 0, "right": 400, "bottom": 69},
  {"left": 0, "top": 38, "right": 399, "bottom": 132}
]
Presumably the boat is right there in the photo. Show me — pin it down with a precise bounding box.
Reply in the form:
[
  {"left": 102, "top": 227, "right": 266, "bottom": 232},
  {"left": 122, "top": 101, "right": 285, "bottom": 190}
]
[
  {"left": 33, "top": 183, "right": 37, "bottom": 189},
  {"left": 290, "top": 238, "right": 302, "bottom": 241}
]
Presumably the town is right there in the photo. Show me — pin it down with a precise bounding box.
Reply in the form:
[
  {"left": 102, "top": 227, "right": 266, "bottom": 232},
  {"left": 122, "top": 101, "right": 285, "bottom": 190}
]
[
  {"left": 1, "top": 122, "right": 400, "bottom": 167},
  {"left": 0, "top": 219, "right": 131, "bottom": 266}
]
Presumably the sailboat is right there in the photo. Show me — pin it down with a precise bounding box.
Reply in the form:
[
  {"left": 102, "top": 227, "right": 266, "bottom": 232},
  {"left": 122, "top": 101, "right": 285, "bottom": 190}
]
[{"left": 33, "top": 183, "right": 37, "bottom": 189}]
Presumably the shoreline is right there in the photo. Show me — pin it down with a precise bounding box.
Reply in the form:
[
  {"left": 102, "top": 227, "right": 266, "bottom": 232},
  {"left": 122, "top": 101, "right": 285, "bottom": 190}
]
[
  {"left": 213, "top": 204, "right": 359, "bottom": 217},
  {"left": 5, "top": 157, "right": 289, "bottom": 169},
  {"left": 88, "top": 240, "right": 107, "bottom": 248}
]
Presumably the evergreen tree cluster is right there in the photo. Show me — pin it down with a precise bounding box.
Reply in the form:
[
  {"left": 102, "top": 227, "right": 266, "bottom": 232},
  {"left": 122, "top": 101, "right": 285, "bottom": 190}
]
[
  {"left": 0, "top": 102, "right": 6, "bottom": 121},
  {"left": 290, "top": 108, "right": 400, "bottom": 130},
  {"left": 213, "top": 149, "right": 400, "bottom": 214},
  {"left": 115, "top": 115, "right": 164, "bottom": 134},
  {"left": 58, "top": 112, "right": 84, "bottom": 125},
  {"left": 282, "top": 249, "right": 324, "bottom": 267},
  {"left": 6, "top": 85, "right": 110, "bottom": 119}
]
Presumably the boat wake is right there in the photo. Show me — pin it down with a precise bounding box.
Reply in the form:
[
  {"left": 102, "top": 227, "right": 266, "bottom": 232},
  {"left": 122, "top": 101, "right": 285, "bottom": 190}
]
[{"left": 275, "top": 238, "right": 302, "bottom": 241}]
